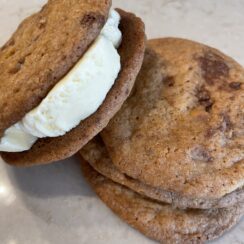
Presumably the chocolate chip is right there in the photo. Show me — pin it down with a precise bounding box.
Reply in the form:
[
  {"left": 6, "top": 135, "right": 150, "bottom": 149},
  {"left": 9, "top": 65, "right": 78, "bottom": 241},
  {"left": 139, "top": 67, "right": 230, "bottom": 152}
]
[
  {"left": 81, "top": 14, "right": 95, "bottom": 24},
  {"left": 198, "top": 52, "right": 229, "bottom": 86},
  {"left": 196, "top": 86, "right": 214, "bottom": 112},
  {"left": 205, "top": 102, "right": 214, "bottom": 112},
  {"left": 80, "top": 13, "right": 104, "bottom": 26},
  {"left": 189, "top": 145, "right": 213, "bottom": 162},
  {"left": 229, "top": 82, "right": 241, "bottom": 90},
  {"left": 164, "top": 76, "right": 175, "bottom": 87},
  {"left": 205, "top": 114, "right": 234, "bottom": 138},
  {"left": 197, "top": 87, "right": 210, "bottom": 101}
]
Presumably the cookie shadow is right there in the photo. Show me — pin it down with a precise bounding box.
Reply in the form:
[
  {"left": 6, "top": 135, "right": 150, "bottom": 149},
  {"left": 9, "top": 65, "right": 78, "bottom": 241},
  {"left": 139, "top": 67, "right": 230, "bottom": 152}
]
[{"left": 5, "top": 155, "right": 95, "bottom": 198}]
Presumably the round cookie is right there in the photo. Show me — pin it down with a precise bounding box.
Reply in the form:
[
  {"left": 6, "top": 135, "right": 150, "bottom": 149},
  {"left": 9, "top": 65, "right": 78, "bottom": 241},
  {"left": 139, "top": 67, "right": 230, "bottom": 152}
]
[
  {"left": 81, "top": 160, "right": 244, "bottom": 244},
  {"left": 101, "top": 38, "right": 244, "bottom": 200},
  {"left": 80, "top": 137, "right": 244, "bottom": 209},
  {"left": 1, "top": 8, "right": 146, "bottom": 166}
]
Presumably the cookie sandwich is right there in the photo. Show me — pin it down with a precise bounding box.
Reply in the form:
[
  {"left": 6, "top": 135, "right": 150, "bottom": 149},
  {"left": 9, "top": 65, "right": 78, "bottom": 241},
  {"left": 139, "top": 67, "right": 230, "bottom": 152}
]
[{"left": 0, "top": 0, "right": 146, "bottom": 166}]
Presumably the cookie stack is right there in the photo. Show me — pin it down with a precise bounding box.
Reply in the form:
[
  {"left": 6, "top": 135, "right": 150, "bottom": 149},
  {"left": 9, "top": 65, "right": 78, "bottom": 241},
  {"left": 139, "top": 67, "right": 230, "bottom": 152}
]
[{"left": 80, "top": 38, "right": 244, "bottom": 243}]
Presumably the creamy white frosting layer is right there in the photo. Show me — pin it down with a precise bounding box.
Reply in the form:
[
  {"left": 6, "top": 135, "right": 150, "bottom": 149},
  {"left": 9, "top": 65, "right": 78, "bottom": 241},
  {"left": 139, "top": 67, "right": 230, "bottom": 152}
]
[{"left": 0, "top": 9, "right": 122, "bottom": 152}]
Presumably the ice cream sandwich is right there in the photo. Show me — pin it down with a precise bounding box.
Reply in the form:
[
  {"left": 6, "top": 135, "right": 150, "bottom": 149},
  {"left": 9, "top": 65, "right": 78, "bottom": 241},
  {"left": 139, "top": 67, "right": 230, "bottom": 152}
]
[{"left": 0, "top": 0, "right": 146, "bottom": 166}]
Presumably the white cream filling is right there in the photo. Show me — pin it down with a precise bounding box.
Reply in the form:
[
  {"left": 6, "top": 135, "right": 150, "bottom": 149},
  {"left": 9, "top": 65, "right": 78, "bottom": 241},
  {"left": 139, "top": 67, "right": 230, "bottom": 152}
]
[{"left": 0, "top": 9, "right": 122, "bottom": 152}]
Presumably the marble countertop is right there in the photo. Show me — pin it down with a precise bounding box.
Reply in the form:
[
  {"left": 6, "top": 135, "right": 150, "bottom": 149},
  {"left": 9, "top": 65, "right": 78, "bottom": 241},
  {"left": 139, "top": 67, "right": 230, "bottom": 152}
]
[{"left": 0, "top": 1, "right": 243, "bottom": 244}]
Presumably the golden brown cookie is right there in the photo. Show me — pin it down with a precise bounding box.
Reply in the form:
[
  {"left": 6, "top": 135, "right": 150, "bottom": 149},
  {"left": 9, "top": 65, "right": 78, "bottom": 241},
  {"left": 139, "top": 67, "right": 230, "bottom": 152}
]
[
  {"left": 80, "top": 137, "right": 244, "bottom": 209},
  {"left": 81, "top": 160, "right": 244, "bottom": 244},
  {"left": 101, "top": 38, "right": 244, "bottom": 200},
  {"left": 1, "top": 8, "right": 146, "bottom": 166}
]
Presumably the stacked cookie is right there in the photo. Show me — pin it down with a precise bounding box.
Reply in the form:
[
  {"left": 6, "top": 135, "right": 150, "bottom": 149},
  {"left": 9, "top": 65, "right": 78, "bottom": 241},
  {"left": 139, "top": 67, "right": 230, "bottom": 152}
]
[{"left": 80, "top": 38, "right": 244, "bottom": 243}]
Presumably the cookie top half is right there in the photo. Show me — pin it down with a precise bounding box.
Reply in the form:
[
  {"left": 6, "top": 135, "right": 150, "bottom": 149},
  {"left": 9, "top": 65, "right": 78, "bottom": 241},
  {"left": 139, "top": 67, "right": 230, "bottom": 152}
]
[
  {"left": 0, "top": 0, "right": 111, "bottom": 136},
  {"left": 101, "top": 38, "right": 244, "bottom": 200}
]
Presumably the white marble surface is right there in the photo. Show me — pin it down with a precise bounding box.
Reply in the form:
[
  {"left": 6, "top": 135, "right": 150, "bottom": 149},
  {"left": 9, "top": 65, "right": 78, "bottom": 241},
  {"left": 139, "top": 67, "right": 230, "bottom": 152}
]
[{"left": 0, "top": 1, "right": 243, "bottom": 244}]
